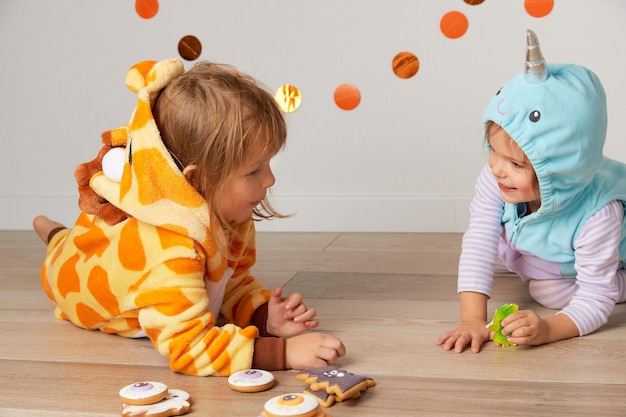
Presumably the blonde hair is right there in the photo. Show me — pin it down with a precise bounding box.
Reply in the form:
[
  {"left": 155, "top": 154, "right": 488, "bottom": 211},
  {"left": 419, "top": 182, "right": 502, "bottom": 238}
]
[{"left": 153, "top": 61, "right": 287, "bottom": 250}]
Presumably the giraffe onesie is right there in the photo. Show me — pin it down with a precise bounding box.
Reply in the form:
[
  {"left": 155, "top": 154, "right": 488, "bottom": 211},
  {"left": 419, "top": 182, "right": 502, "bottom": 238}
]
[{"left": 39, "top": 59, "right": 283, "bottom": 376}]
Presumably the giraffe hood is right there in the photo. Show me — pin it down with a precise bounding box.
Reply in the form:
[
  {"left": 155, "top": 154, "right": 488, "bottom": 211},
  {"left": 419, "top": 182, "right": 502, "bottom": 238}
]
[{"left": 90, "top": 59, "right": 215, "bottom": 249}]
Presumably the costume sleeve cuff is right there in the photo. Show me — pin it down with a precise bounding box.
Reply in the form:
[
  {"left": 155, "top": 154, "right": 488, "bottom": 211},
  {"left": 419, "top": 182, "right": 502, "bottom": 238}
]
[
  {"left": 252, "top": 337, "right": 286, "bottom": 371},
  {"left": 250, "top": 303, "right": 271, "bottom": 336}
]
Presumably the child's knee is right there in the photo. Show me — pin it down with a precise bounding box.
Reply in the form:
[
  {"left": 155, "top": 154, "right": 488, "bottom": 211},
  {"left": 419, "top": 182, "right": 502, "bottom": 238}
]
[{"left": 529, "top": 279, "right": 577, "bottom": 310}]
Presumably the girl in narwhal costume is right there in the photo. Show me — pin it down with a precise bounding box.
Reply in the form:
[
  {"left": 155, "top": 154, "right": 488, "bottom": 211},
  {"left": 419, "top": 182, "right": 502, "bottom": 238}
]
[{"left": 437, "top": 30, "right": 626, "bottom": 353}]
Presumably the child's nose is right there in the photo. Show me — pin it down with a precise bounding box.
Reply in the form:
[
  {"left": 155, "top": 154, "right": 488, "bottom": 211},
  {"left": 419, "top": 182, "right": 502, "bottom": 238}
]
[
  {"left": 489, "top": 156, "right": 505, "bottom": 178},
  {"left": 264, "top": 169, "right": 276, "bottom": 188}
]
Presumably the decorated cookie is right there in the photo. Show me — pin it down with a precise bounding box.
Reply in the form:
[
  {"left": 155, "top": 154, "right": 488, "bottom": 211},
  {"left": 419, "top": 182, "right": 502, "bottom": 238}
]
[
  {"left": 260, "top": 393, "right": 332, "bottom": 417},
  {"left": 228, "top": 369, "right": 275, "bottom": 393},
  {"left": 296, "top": 366, "right": 375, "bottom": 403},
  {"left": 121, "top": 389, "right": 191, "bottom": 417},
  {"left": 303, "top": 387, "right": 336, "bottom": 408},
  {"left": 119, "top": 382, "right": 168, "bottom": 405}
]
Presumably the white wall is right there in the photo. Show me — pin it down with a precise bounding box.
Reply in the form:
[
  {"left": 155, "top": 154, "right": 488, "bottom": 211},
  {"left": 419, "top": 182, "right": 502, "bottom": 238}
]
[{"left": 1, "top": 0, "right": 625, "bottom": 232}]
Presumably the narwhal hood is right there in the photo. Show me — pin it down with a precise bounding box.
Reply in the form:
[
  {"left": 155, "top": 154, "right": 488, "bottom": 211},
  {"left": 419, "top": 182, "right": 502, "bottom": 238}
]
[{"left": 482, "top": 30, "right": 608, "bottom": 213}]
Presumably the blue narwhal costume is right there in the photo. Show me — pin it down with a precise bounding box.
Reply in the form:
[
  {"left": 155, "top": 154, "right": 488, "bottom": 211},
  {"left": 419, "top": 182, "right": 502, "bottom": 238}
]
[{"left": 459, "top": 30, "right": 626, "bottom": 336}]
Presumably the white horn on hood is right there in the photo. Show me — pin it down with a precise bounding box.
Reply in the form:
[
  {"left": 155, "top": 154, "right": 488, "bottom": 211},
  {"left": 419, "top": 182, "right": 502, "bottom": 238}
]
[{"left": 525, "top": 29, "right": 548, "bottom": 84}]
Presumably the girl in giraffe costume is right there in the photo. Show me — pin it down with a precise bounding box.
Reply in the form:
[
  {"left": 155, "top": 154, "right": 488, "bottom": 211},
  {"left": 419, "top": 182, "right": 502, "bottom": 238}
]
[
  {"left": 437, "top": 30, "right": 626, "bottom": 353},
  {"left": 34, "top": 58, "right": 345, "bottom": 376}
]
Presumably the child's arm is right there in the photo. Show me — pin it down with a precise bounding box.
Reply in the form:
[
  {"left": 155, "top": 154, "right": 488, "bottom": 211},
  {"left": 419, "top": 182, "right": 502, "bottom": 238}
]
[
  {"left": 437, "top": 291, "right": 491, "bottom": 353},
  {"left": 437, "top": 165, "right": 505, "bottom": 353},
  {"left": 502, "top": 202, "right": 623, "bottom": 345}
]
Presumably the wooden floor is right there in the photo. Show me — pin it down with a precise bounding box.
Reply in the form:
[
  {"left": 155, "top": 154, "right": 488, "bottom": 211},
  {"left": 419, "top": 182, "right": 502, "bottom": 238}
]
[{"left": 1, "top": 230, "right": 625, "bottom": 416}]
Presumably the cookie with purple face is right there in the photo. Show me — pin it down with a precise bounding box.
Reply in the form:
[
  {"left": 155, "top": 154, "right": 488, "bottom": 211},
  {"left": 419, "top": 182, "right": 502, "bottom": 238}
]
[
  {"left": 228, "top": 369, "right": 275, "bottom": 393},
  {"left": 119, "top": 382, "right": 168, "bottom": 405}
]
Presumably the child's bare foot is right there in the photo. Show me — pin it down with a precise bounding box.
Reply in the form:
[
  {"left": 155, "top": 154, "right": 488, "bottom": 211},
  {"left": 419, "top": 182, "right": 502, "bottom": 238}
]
[{"left": 33, "top": 215, "right": 65, "bottom": 243}]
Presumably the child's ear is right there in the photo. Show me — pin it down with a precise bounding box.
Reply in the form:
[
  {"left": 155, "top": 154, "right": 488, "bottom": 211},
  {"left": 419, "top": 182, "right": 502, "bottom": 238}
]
[{"left": 182, "top": 164, "right": 199, "bottom": 187}]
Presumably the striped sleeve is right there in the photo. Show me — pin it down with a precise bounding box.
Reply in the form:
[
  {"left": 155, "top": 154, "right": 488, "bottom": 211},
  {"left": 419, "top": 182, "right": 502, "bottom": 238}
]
[
  {"left": 558, "top": 200, "right": 623, "bottom": 335},
  {"left": 458, "top": 164, "right": 505, "bottom": 296}
]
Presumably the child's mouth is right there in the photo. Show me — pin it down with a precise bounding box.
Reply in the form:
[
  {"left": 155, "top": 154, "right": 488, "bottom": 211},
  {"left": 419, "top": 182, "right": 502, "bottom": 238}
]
[{"left": 498, "top": 183, "right": 516, "bottom": 193}]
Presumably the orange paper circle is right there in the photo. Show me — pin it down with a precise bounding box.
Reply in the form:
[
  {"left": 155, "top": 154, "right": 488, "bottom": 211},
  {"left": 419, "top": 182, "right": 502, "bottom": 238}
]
[
  {"left": 392, "top": 51, "right": 420, "bottom": 79},
  {"left": 334, "top": 84, "right": 361, "bottom": 111},
  {"left": 440, "top": 11, "right": 469, "bottom": 39},
  {"left": 524, "top": 0, "right": 554, "bottom": 18},
  {"left": 135, "top": 0, "right": 159, "bottom": 19}
]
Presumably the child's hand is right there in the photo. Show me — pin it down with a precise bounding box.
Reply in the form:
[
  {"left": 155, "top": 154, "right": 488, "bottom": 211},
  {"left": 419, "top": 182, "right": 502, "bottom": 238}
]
[
  {"left": 499, "top": 309, "right": 548, "bottom": 346},
  {"left": 266, "top": 288, "right": 319, "bottom": 337},
  {"left": 436, "top": 319, "right": 491, "bottom": 353},
  {"left": 285, "top": 333, "right": 346, "bottom": 370}
]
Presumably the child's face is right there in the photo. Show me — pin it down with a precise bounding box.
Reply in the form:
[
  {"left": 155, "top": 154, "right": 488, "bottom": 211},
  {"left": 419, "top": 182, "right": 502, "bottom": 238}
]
[
  {"left": 487, "top": 127, "right": 540, "bottom": 209},
  {"left": 218, "top": 144, "right": 276, "bottom": 225}
]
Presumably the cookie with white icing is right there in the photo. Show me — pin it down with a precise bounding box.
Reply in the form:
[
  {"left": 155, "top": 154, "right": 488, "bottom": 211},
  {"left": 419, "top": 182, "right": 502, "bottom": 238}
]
[
  {"left": 260, "top": 393, "right": 331, "bottom": 417},
  {"left": 119, "top": 382, "right": 168, "bottom": 405},
  {"left": 228, "top": 369, "right": 275, "bottom": 392},
  {"left": 121, "top": 389, "right": 190, "bottom": 417}
]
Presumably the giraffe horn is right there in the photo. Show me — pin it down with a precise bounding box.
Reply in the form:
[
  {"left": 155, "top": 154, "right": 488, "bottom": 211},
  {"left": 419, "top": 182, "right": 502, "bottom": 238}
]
[{"left": 525, "top": 29, "right": 548, "bottom": 84}]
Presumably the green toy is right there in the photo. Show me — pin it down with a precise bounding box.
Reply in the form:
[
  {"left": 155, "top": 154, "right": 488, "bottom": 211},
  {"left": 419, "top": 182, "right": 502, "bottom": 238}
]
[{"left": 486, "top": 303, "right": 519, "bottom": 347}]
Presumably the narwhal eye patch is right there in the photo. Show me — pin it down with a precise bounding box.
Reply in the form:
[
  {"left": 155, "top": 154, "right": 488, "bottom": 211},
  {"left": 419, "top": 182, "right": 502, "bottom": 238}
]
[{"left": 529, "top": 110, "right": 541, "bottom": 122}]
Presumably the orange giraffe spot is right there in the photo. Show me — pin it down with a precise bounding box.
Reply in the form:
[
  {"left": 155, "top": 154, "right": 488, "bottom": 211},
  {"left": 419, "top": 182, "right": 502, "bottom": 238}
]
[
  {"left": 206, "top": 262, "right": 226, "bottom": 284},
  {"left": 75, "top": 212, "right": 94, "bottom": 229},
  {"left": 87, "top": 265, "right": 120, "bottom": 316},
  {"left": 73, "top": 224, "right": 110, "bottom": 261},
  {"left": 126, "top": 61, "right": 158, "bottom": 92},
  {"left": 130, "top": 147, "right": 205, "bottom": 208},
  {"left": 40, "top": 264, "right": 56, "bottom": 302},
  {"left": 145, "top": 327, "right": 162, "bottom": 344},
  {"left": 101, "top": 327, "right": 118, "bottom": 334},
  {"left": 118, "top": 219, "right": 146, "bottom": 271},
  {"left": 76, "top": 302, "right": 106, "bottom": 328},
  {"left": 135, "top": 288, "right": 194, "bottom": 316},
  {"left": 102, "top": 126, "right": 128, "bottom": 147},
  {"left": 239, "top": 325, "right": 258, "bottom": 340},
  {"left": 204, "top": 330, "right": 233, "bottom": 375},
  {"left": 57, "top": 253, "right": 81, "bottom": 298},
  {"left": 164, "top": 258, "right": 204, "bottom": 275},
  {"left": 131, "top": 99, "right": 153, "bottom": 132},
  {"left": 230, "top": 247, "right": 255, "bottom": 271},
  {"left": 157, "top": 226, "right": 194, "bottom": 250},
  {"left": 129, "top": 270, "right": 152, "bottom": 292},
  {"left": 125, "top": 317, "right": 140, "bottom": 329},
  {"left": 173, "top": 357, "right": 198, "bottom": 376},
  {"left": 234, "top": 290, "right": 270, "bottom": 325},
  {"left": 169, "top": 319, "right": 204, "bottom": 356},
  {"left": 50, "top": 242, "right": 65, "bottom": 265}
]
